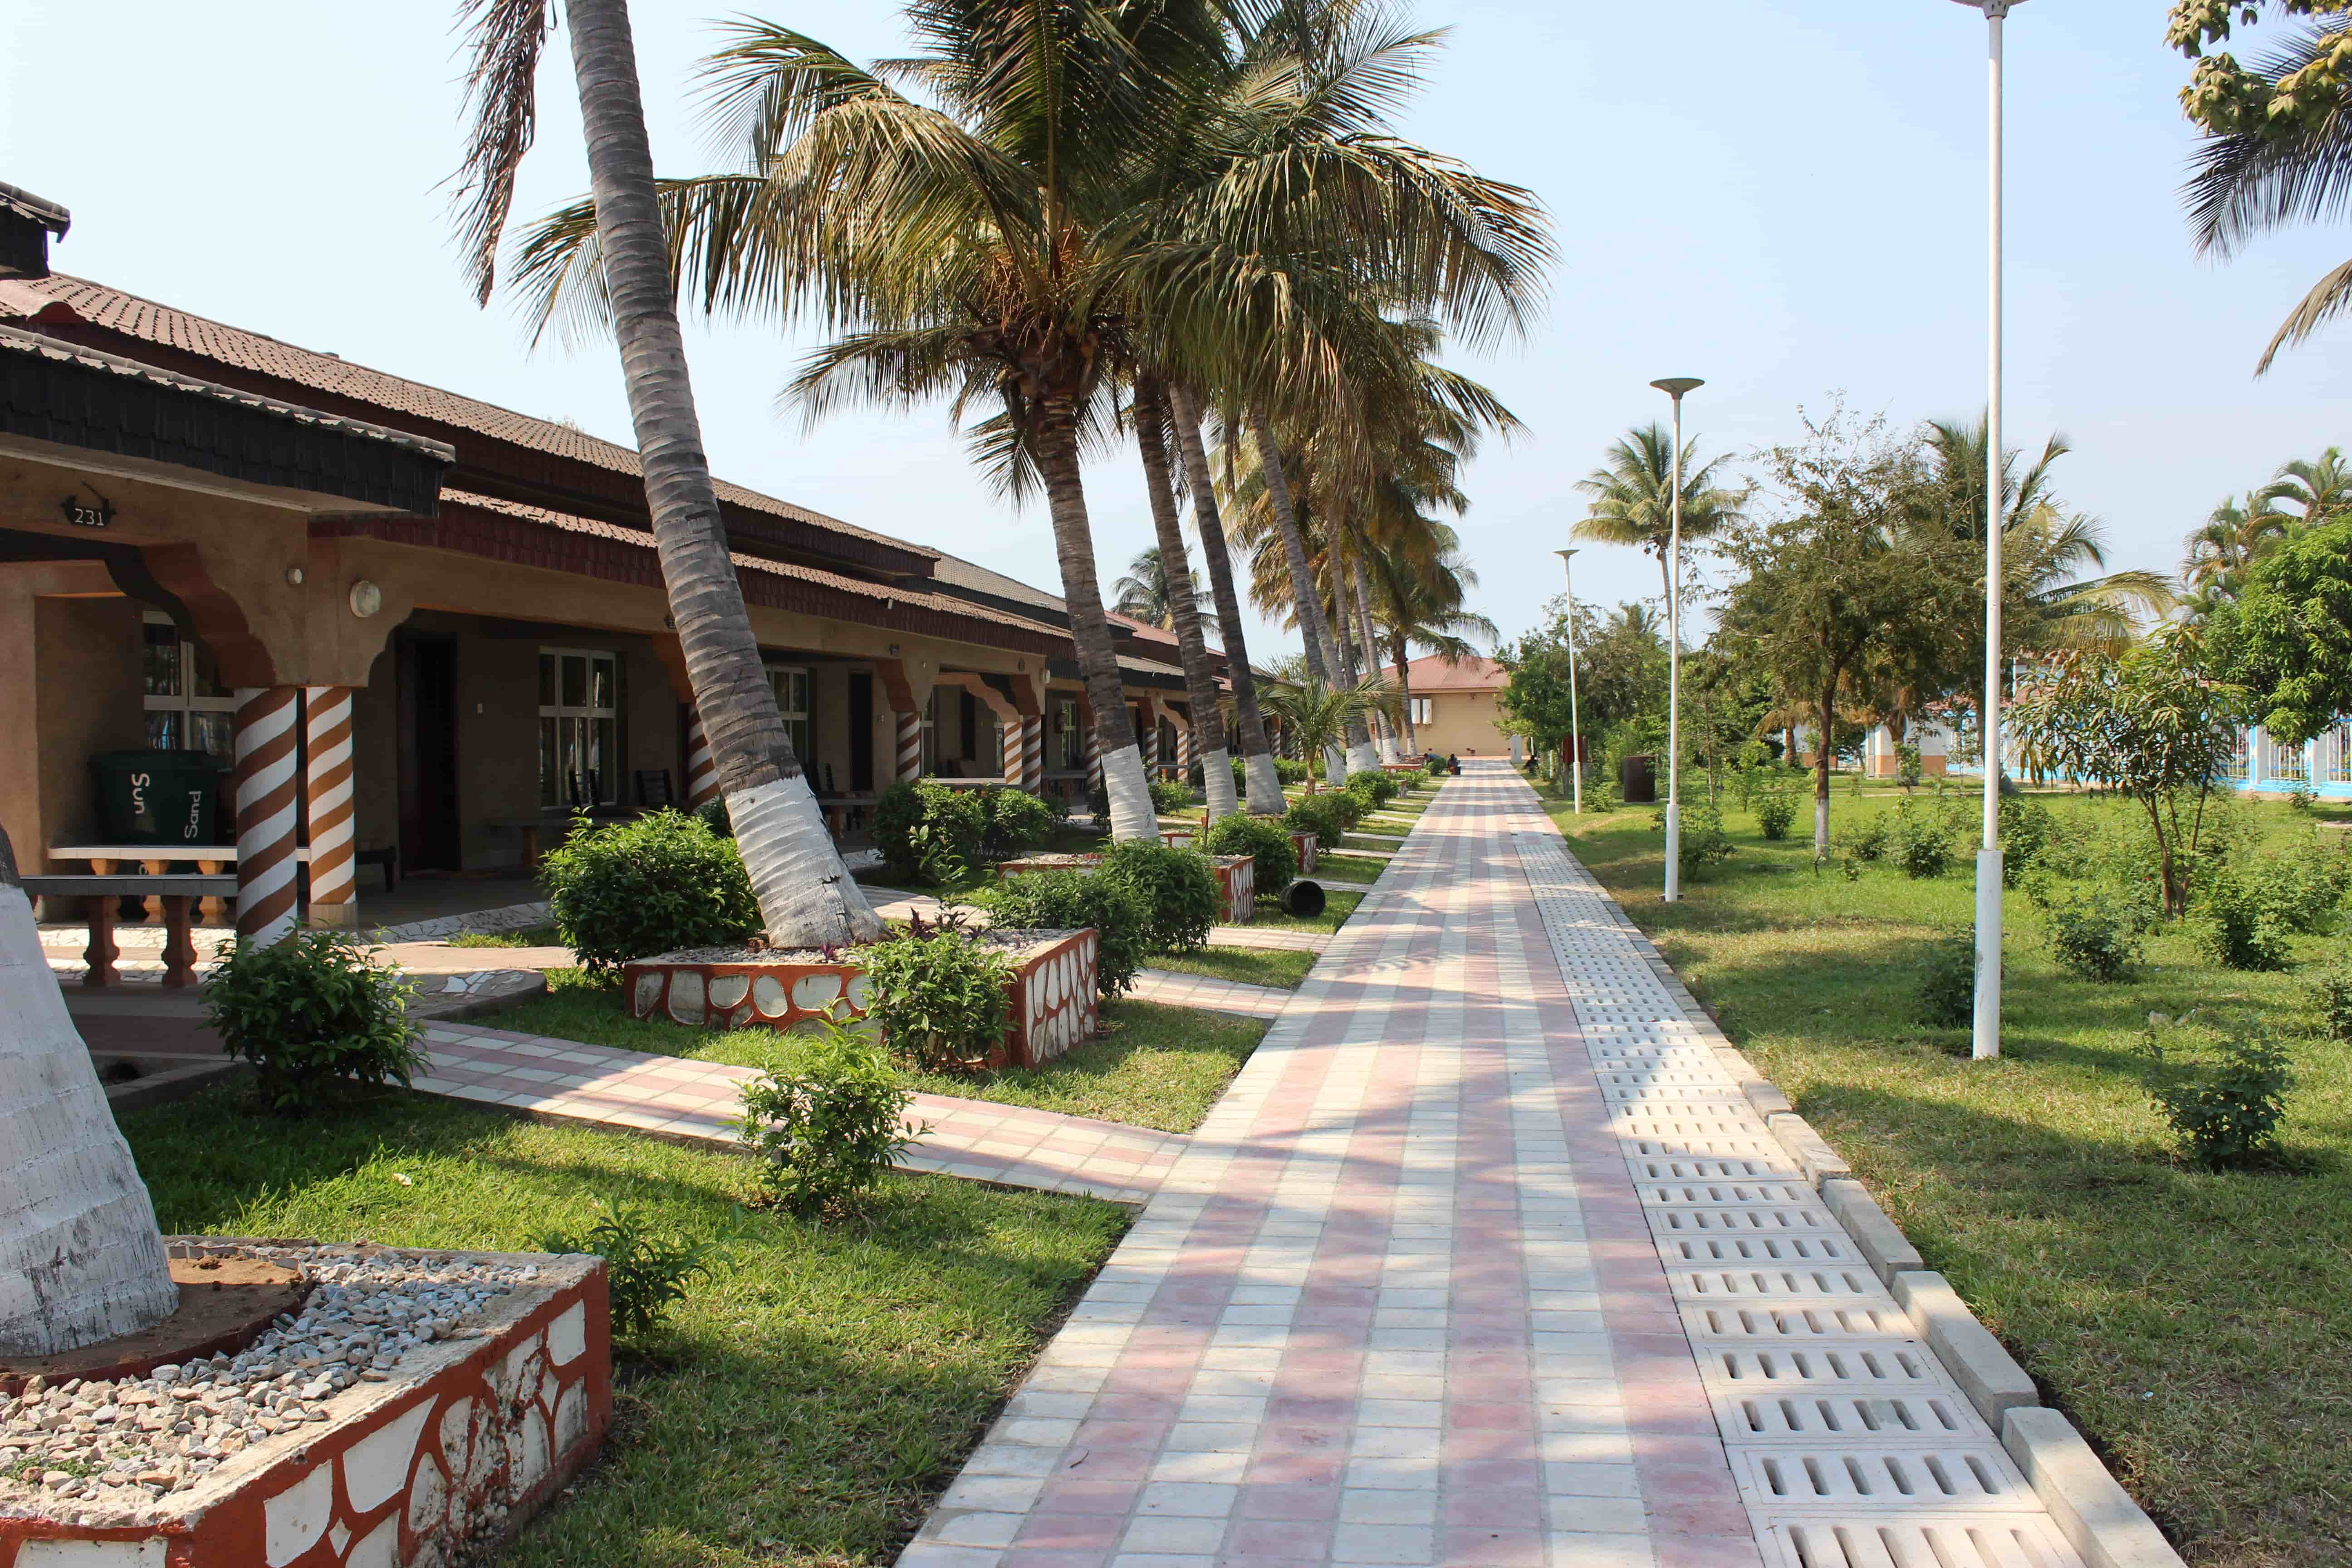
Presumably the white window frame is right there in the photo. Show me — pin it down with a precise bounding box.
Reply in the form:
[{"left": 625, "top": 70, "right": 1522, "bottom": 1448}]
[
  {"left": 141, "top": 611, "right": 239, "bottom": 763},
  {"left": 1057, "top": 698, "right": 1083, "bottom": 770},
  {"left": 539, "top": 647, "right": 620, "bottom": 810},
  {"left": 1410, "top": 696, "right": 1434, "bottom": 726},
  {"left": 767, "top": 663, "right": 813, "bottom": 766}
]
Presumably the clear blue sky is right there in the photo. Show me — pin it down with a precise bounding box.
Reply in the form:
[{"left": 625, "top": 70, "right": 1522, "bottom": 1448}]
[{"left": 7, "top": 0, "right": 2347, "bottom": 663}]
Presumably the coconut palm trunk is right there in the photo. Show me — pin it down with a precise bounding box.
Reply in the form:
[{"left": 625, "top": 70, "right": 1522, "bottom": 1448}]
[
  {"left": 1350, "top": 558, "right": 1398, "bottom": 761},
  {"left": 1135, "top": 374, "right": 1236, "bottom": 820},
  {"left": 564, "top": 0, "right": 879, "bottom": 945},
  {"left": 1171, "top": 386, "right": 1284, "bottom": 814},
  {"left": 0, "top": 828, "right": 179, "bottom": 1356},
  {"left": 1250, "top": 411, "right": 1353, "bottom": 783},
  {"left": 1035, "top": 397, "right": 1156, "bottom": 840},
  {"left": 1390, "top": 629, "right": 1421, "bottom": 754}
]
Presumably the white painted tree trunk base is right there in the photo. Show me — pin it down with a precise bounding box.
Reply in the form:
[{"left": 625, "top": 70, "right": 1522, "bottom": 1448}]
[
  {"left": 1814, "top": 797, "right": 1831, "bottom": 858},
  {"left": 0, "top": 884, "right": 179, "bottom": 1356},
  {"left": 1103, "top": 745, "right": 1158, "bottom": 842},
  {"left": 1243, "top": 752, "right": 1286, "bottom": 817},
  {"left": 1323, "top": 748, "right": 1348, "bottom": 790},
  {"left": 1377, "top": 739, "right": 1401, "bottom": 765},
  {"left": 730, "top": 775, "right": 883, "bottom": 946},
  {"left": 1346, "top": 742, "right": 1381, "bottom": 776},
  {"left": 1202, "top": 748, "right": 1238, "bottom": 822}
]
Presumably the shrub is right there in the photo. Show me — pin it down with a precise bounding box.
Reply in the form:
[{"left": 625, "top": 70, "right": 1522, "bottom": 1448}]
[
  {"left": 978, "top": 785, "right": 1056, "bottom": 860},
  {"left": 1101, "top": 838, "right": 1220, "bottom": 949},
  {"left": 1275, "top": 757, "right": 1312, "bottom": 785},
  {"left": 1201, "top": 813, "right": 1298, "bottom": 897},
  {"left": 1677, "top": 801, "right": 1736, "bottom": 878},
  {"left": 872, "top": 780, "right": 985, "bottom": 885},
  {"left": 2288, "top": 781, "right": 2316, "bottom": 812},
  {"left": 2202, "top": 867, "right": 2295, "bottom": 972},
  {"left": 1754, "top": 791, "right": 1797, "bottom": 842},
  {"left": 1425, "top": 754, "right": 1447, "bottom": 776},
  {"left": 2143, "top": 1014, "right": 2296, "bottom": 1171},
  {"left": 1894, "top": 742, "right": 1924, "bottom": 791},
  {"left": 1344, "top": 769, "right": 1401, "bottom": 808},
  {"left": 1148, "top": 776, "right": 1194, "bottom": 815},
  {"left": 2303, "top": 960, "right": 2352, "bottom": 1042},
  {"left": 1286, "top": 793, "right": 1352, "bottom": 850},
  {"left": 1845, "top": 813, "right": 1891, "bottom": 863},
  {"left": 1915, "top": 929, "right": 1975, "bottom": 1028},
  {"left": 983, "top": 869, "right": 1149, "bottom": 996},
  {"left": 541, "top": 809, "right": 760, "bottom": 972},
  {"left": 858, "top": 926, "right": 1014, "bottom": 1073},
  {"left": 1997, "top": 797, "right": 2057, "bottom": 888},
  {"left": 735, "top": 1020, "right": 921, "bottom": 1216},
  {"left": 692, "top": 794, "right": 732, "bottom": 838},
  {"left": 1087, "top": 781, "right": 1110, "bottom": 822},
  {"left": 540, "top": 1200, "right": 716, "bottom": 1339},
  {"left": 1891, "top": 804, "right": 1953, "bottom": 879},
  {"left": 2041, "top": 886, "right": 2151, "bottom": 983},
  {"left": 203, "top": 929, "right": 425, "bottom": 1115}
]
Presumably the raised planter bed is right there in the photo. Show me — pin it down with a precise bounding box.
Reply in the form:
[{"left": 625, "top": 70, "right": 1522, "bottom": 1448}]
[
  {"left": 997, "top": 852, "right": 1257, "bottom": 925},
  {"left": 622, "top": 928, "right": 1098, "bottom": 1071},
  {"left": 0, "top": 1240, "right": 610, "bottom": 1568}
]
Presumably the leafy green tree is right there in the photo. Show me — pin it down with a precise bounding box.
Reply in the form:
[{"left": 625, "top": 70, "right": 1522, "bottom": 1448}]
[
  {"left": 2208, "top": 517, "right": 2352, "bottom": 745},
  {"left": 1499, "top": 602, "right": 1666, "bottom": 779}
]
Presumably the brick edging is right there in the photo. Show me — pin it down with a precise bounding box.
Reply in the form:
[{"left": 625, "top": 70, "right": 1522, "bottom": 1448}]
[{"left": 1572, "top": 852, "right": 2186, "bottom": 1568}]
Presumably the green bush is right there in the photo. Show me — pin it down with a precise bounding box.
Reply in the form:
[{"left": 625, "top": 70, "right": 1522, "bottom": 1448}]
[
  {"left": 1998, "top": 797, "right": 2057, "bottom": 888},
  {"left": 203, "top": 929, "right": 425, "bottom": 1115},
  {"left": 1275, "top": 758, "right": 1311, "bottom": 785},
  {"left": 734, "top": 1020, "right": 921, "bottom": 1216},
  {"left": 2203, "top": 867, "right": 2295, "bottom": 972},
  {"left": 1891, "top": 804, "right": 1954, "bottom": 879},
  {"left": 2303, "top": 960, "right": 2352, "bottom": 1042},
  {"left": 858, "top": 927, "right": 1014, "bottom": 1073},
  {"left": 1915, "top": 928, "right": 1975, "bottom": 1028},
  {"left": 540, "top": 1199, "right": 717, "bottom": 1339},
  {"left": 1101, "top": 838, "right": 1220, "bottom": 949},
  {"left": 978, "top": 785, "right": 1056, "bottom": 860},
  {"left": 2143, "top": 1014, "right": 2297, "bottom": 1171},
  {"left": 2041, "top": 886, "right": 2151, "bottom": 983},
  {"left": 1425, "top": 754, "right": 1448, "bottom": 776},
  {"left": 1845, "top": 812, "right": 1891, "bottom": 862},
  {"left": 982, "top": 869, "right": 1148, "bottom": 996},
  {"left": 1148, "top": 776, "right": 1195, "bottom": 815},
  {"left": 1285, "top": 793, "right": 1352, "bottom": 850},
  {"left": 692, "top": 794, "right": 732, "bottom": 838},
  {"left": 1200, "top": 813, "right": 1298, "bottom": 897},
  {"left": 541, "top": 809, "right": 760, "bottom": 973},
  {"left": 872, "top": 780, "right": 985, "bottom": 885},
  {"left": 1344, "top": 770, "right": 1401, "bottom": 808},
  {"left": 1676, "top": 800, "right": 1736, "bottom": 879},
  {"left": 1894, "top": 742, "right": 1924, "bottom": 790},
  {"left": 1754, "top": 791, "right": 1797, "bottom": 841}
]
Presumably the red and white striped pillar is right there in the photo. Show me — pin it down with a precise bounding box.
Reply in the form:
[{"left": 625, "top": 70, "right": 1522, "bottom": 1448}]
[
  {"left": 303, "top": 686, "right": 357, "bottom": 928},
  {"left": 1002, "top": 718, "right": 1025, "bottom": 788},
  {"left": 895, "top": 710, "right": 922, "bottom": 783},
  {"left": 232, "top": 685, "right": 302, "bottom": 947},
  {"left": 1176, "top": 720, "right": 1195, "bottom": 781},
  {"left": 1084, "top": 718, "right": 1103, "bottom": 798},
  {"left": 1022, "top": 716, "right": 1044, "bottom": 793},
  {"left": 683, "top": 707, "right": 719, "bottom": 808}
]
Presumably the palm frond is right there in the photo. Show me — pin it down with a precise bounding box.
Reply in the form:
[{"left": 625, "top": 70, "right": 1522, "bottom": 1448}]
[{"left": 451, "top": 0, "right": 555, "bottom": 306}]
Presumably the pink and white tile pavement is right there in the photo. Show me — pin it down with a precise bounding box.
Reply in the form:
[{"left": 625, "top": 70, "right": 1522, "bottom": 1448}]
[
  {"left": 894, "top": 762, "right": 2096, "bottom": 1568},
  {"left": 409, "top": 1026, "right": 1183, "bottom": 1205}
]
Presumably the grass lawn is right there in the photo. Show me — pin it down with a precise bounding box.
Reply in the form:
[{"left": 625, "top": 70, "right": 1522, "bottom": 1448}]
[
  {"left": 1311, "top": 853, "right": 1387, "bottom": 884},
  {"left": 122, "top": 1084, "right": 1124, "bottom": 1568},
  {"left": 1543, "top": 776, "right": 2352, "bottom": 1567},
  {"left": 1249, "top": 885, "right": 1361, "bottom": 935},
  {"left": 442, "top": 925, "right": 561, "bottom": 949},
  {"left": 489, "top": 979, "right": 1263, "bottom": 1134},
  {"left": 1144, "top": 945, "right": 1315, "bottom": 989}
]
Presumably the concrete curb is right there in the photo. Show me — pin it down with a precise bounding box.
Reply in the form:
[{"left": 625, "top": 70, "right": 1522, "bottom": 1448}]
[
  {"left": 2003, "top": 1407, "right": 2187, "bottom": 1568},
  {"left": 1764, "top": 1109, "right": 1852, "bottom": 1184},
  {"left": 1889, "top": 1269, "right": 2040, "bottom": 1428},
  {"left": 1817, "top": 1176, "right": 1922, "bottom": 1284}
]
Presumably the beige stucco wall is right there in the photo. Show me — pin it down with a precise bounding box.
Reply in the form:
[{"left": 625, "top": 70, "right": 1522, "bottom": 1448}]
[
  {"left": 1409, "top": 687, "right": 1519, "bottom": 759},
  {"left": 0, "top": 563, "right": 147, "bottom": 872}
]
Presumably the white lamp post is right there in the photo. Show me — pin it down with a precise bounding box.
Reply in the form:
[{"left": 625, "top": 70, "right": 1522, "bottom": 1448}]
[
  {"left": 1651, "top": 377, "right": 1703, "bottom": 902},
  {"left": 1553, "top": 549, "right": 1584, "bottom": 813},
  {"left": 1952, "top": 0, "right": 2023, "bottom": 1062}
]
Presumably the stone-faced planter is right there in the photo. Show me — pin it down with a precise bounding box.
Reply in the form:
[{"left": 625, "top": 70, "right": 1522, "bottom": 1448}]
[
  {"left": 0, "top": 1240, "right": 610, "bottom": 1568},
  {"left": 1165, "top": 818, "right": 1315, "bottom": 876},
  {"left": 622, "top": 929, "right": 1098, "bottom": 1071},
  {"left": 998, "top": 852, "right": 1256, "bottom": 925}
]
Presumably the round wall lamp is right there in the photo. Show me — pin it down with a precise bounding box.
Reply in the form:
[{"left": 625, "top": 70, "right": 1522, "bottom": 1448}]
[{"left": 348, "top": 579, "right": 383, "bottom": 619}]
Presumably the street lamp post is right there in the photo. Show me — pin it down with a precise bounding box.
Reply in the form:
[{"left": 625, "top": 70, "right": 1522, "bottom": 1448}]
[
  {"left": 1650, "top": 377, "right": 1704, "bottom": 902},
  {"left": 1553, "top": 549, "right": 1584, "bottom": 813},
  {"left": 1952, "top": 0, "right": 2024, "bottom": 1062}
]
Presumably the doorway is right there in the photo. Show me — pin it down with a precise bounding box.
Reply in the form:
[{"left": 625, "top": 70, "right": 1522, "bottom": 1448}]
[
  {"left": 848, "top": 672, "right": 875, "bottom": 792},
  {"left": 396, "top": 636, "right": 461, "bottom": 872}
]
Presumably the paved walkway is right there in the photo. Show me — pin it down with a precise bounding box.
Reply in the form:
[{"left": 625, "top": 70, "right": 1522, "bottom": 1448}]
[
  {"left": 412, "top": 1024, "right": 1185, "bottom": 1205},
  {"left": 897, "top": 762, "right": 2091, "bottom": 1568},
  {"left": 1131, "top": 971, "right": 1292, "bottom": 1019}
]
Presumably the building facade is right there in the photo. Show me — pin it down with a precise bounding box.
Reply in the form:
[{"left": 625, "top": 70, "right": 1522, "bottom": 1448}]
[{"left": 1385, "top": 655, "right": 1523, "bottom": 761}]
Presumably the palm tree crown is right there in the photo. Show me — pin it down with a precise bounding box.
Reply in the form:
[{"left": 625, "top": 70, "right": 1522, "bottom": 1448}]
[
  {"left": 1112, "top": 545, "right": 1218, "bottom": 638},
  {"left": 1571, "top": 422, "right": 1745, "bottom": 605}
]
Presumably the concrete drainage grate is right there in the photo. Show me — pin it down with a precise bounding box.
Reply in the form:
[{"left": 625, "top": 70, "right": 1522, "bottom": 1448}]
[{"left": 1512, "top": 831, "right": 2092, "bottom": 1568}]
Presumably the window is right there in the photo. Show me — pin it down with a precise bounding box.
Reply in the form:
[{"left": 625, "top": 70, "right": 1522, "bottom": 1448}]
[
  {"left": 2323, "top": 723, "right": 2352, "bottom": 786},
  {"left": 768, "top": 665, "right": 811, "bottom": 763},
  {"left": 1057, "top": 699, "right": 1082, "bottom": 770},
  {"left": 1409, "top": 697, "right": 1433, "bottom": 726},
  {"left": 539, "top": 649, "right": 619, "bottom": 808},
  {"left": 142, "top": 612, "right": 238, "bottom": 764}
]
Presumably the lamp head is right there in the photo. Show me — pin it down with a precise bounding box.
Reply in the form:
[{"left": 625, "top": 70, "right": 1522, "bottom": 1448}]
[
  {"left": 1553, "top": 548, "right": 1578, "bottom": 563},
  {"left": 1650, "top": 377, "right": 1705, "bottom": 399},
  {"left": 1950, "top": 0, "right": 2024, "bottom": 14}
]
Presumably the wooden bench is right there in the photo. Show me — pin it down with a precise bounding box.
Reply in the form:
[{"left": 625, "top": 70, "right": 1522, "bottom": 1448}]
[{"left": 22, "top": 873, "right": 239, "bottom": 988}]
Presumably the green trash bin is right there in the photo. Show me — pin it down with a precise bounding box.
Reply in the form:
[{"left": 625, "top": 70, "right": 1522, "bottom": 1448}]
[{"left": 90, "top": 750, "right": 224, "bottom": 847}]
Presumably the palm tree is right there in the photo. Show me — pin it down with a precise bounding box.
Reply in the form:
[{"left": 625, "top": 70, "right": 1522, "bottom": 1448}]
[
  {"left": 1111, "top": 544, "right": 1219, "bottom": 640},
  {"left": 1260, "top": 677, "right": 1395, "bottom": 794},
  {"left": 453, "top": 0, "right": 878, "bottom": 943},
  {"left": 2181, "top": 489, "right": 2293, "bottom": 612},
  {"left": 515, "top": 2, "right": 1544, "bottom": 840},
  {"left": 2268, "top": 445, "right": 2352, "bottom": 523},
  {"left": 0, "top": 829, "right": 179, "bottom": 1356},
  {"left": 1171, "top": 383, "right": 1284, "bottom": 814},
  {"left": 1572, "top": 422, "right": 1745, "bottom": 608},
  {"left": 1367, "top": 539, "right": 1497, "bottom": 755}
]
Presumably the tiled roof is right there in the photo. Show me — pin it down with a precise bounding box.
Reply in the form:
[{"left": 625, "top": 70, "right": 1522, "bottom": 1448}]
[
  {"left": 0, "top": 274, "right": 929, "bottom": 563},
  {"left": 1386, "top": 654, "right": 1507, "bottom": 692}
]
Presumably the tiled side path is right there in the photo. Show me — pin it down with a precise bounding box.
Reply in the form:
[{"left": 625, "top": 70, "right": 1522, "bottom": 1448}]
[{"left": 897, "top": 763, "right": 2097, "bottom": 1568}]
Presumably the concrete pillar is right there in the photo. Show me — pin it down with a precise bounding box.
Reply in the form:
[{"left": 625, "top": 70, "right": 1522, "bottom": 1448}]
[
  {"left": 684, "top": 707, "right": 719, "bottom": 808},
  {"left": 232, "top": 686, "right": 302, "bottom": 947},
  {"left": 303, "top": 686, "right": 357, "bottom": 928},
  {"left": 1021, "top": 716, "right": 1044, "bottom": 793},
  {"left": 895, "top": 710, "right": 922, "bottom": 783}
]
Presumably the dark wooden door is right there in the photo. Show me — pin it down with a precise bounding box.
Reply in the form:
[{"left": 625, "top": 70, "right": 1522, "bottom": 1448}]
[
  {"left": 848, "top": 672, "right": 875, "bottom": 792},
  {"left": 395, "top": 637, "right": 461, "bottom": 872}
]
